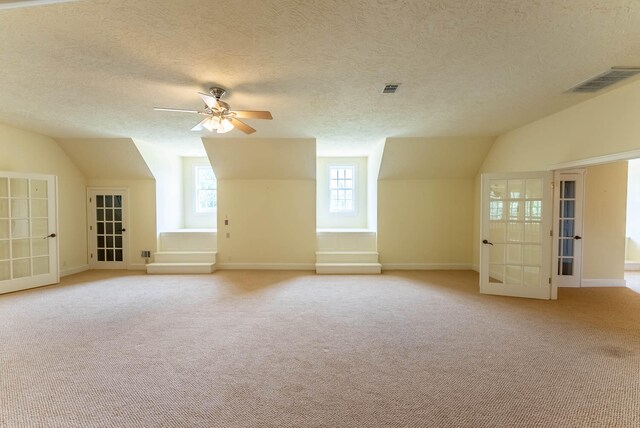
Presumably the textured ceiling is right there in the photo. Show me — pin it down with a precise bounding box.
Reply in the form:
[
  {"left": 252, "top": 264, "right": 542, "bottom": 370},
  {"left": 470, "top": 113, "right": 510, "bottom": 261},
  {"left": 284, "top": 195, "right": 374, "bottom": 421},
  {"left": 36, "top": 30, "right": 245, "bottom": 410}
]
[{"left": 1, "top": 0, "right": 640, "bottom": 157}]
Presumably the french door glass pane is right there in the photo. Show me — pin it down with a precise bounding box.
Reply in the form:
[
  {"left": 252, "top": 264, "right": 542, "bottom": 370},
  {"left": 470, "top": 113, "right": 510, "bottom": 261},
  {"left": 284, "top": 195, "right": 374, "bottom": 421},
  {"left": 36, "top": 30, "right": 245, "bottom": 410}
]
[
  {"left": 0, "top": 220, "right": 8, "bottom": 239},
  {"left": 33, "top": 256, "right": 49, "bottom": 275},
  {"left": 12, "top": 259, "right": 30, "bottom": 278},
  {"left": 30, "top": 180, "right": 47, "bottom": 198},
  {"left": 0, "top": 260, "right": 9, "bottom": 280},
  {"left": 10, "top": 179, "right": 28, "bottom": 197},
  {"left": 0, "top": 240, "right": 8, "bottom": 259},
  {"left": 31, "top": 200, "right": 47, "bottom": 217},
  {"left": 0, "top": 178, "right": 7, "bottom": 197}
]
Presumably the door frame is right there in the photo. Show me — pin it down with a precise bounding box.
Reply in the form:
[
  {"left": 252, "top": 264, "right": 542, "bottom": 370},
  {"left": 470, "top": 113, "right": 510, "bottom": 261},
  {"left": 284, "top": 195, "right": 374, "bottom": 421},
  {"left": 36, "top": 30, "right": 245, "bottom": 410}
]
[
  {"left": 551, "top": 169, "right": 585, "bottom": 288},
  {"left": 480, "top": 171, "right": 555, "bottom": 300},
  {"left": 0, "top": 171, "right": 59, "bottom": 294},
  {"left": 87, "top": 187, "right": 129, "bottom": 269}
]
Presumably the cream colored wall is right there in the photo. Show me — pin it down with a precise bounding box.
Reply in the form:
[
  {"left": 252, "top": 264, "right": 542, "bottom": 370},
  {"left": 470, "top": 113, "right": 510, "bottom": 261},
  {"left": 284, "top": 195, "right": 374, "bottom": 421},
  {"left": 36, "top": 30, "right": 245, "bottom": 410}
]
[
  {"left": 87, "top": 179, "right": 156, "bottom": 268},
  {"left": 582, "top": 162, "right": 627, "bottom": 280},
  {"left": 316, "top": 157, "right": 367, "bottom": 229},
  {"left": 205, "top": 138, "right": 316, "bottom": 267},
  {"left": 378, "top": 179, "right": 474, "bottom": 266},
  {"left": 378, "top": 137, "right": 491, "bottom": 268},
  {"left": 217, "top": 180, "right": 316, "bottom": 266},
  {"left": 0, "top": 123, "right": 87, "bottom": 274},
  {"left": 135, "top": 140, "right": 183, "bottom": 232}
]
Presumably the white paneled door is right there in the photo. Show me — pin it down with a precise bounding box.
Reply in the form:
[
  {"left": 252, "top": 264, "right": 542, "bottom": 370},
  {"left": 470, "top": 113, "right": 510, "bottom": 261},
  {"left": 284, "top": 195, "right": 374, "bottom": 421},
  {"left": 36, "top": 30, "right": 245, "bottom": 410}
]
[
  {"left": 480, "top": 172, "right": 554, "bottom": 300},
  {"left": 0, "top": 171, "right": 59, "bottom": 294},
  {"left": 87, "top": 188, "right": 128, "bottom": 269}
]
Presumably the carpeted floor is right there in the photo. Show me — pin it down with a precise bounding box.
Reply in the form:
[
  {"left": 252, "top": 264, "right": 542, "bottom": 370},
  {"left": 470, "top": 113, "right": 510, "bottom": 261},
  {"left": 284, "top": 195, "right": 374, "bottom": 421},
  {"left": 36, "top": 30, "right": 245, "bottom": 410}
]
[{"left": 1, "top": 270, "right": 639, "bottom": 427}]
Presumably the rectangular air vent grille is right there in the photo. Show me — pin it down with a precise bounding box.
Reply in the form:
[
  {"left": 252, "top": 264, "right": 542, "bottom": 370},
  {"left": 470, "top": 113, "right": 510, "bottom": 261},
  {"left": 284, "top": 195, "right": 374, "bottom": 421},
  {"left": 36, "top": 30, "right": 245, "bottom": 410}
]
[
  {"left": 382, "top": 84, "right": 400, "bottom": 94},
  {"left": 567, "top": 68, "right": 640, "bottom": 93}
]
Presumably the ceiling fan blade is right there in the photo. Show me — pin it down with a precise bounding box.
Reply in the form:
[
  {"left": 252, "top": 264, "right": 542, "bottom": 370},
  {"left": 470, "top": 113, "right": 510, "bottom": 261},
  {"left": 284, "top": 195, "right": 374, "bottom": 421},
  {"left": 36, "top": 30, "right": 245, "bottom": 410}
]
[
  {"left": 154, "top": 107, "right": 200, "bottom": 113},
  {"left": 229, "top": 118, "right": 256, "bottom": 135},
  {"left": 232, "top": 110, "right": 273, "bottom": 120},
  {"left": 191, "top": 117, "right": 209, "bottom": 131},
  {"left": 198, "top": 93, "right": 220, "bottom": 110}
]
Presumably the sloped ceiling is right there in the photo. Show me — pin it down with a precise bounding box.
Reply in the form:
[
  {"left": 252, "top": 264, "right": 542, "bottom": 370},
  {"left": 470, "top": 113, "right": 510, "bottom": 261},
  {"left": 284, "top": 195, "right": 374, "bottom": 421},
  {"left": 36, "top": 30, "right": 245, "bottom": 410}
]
[
  {"left": 379, "top": 137, "right": 494, "bottom": 179},
  {"left": 56, "top": 138, "right": 153, "bottom": 179},
  {"left": 203, "top": 138, "right": 315, "bottom": 180},
  {"left": 1, "top": 1, "right": 640, "bottom": 156}
]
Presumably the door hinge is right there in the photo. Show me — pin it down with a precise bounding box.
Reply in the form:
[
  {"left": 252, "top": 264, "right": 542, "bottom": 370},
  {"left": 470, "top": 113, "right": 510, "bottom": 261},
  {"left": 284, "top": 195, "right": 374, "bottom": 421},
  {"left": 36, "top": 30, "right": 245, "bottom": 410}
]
[
  {"left": 89, "top": 197, "right": 92, "bottom": 203},
  {"left": 550, "top": 229, "right": 553, "bottom": 236},
  {"left": 90, "top": 253, "right": 93, "bottom": 259},
  {"left": 549, "top": 277, "right": 551, "bottom": 284},
  {"left": 90, "top": 226, "right": 92, "bottom": 231}
]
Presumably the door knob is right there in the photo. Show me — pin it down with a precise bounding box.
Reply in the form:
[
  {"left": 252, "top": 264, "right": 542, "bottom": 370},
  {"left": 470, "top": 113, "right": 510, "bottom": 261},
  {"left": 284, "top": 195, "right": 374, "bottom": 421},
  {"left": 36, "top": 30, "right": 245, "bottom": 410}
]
[
  {"left": 482, "top": 239, "right": 494, "bottom": 246},
  {"left": 44, "top": 233, "right": 56, "bottom": 239},
  {"left": 574, "top": 235, "right": 582, "bottom": 240}
]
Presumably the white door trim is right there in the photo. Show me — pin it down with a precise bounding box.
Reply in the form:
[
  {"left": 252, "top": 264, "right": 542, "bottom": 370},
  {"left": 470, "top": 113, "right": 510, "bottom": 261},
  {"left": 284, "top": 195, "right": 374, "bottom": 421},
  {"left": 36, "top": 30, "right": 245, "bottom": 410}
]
[{"left": 547, "top": 148, "right": 640, "bottom": 171}]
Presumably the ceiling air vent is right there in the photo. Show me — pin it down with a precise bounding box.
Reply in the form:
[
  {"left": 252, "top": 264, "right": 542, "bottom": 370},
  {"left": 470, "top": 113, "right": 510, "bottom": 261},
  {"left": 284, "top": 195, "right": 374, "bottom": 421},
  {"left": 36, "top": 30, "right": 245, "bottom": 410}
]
[
  {"left": 567, "top": 67, "right": 640, "bottom": 93},
  {"left": 382, "top": 84, "right": 400, "bottom": 94}
]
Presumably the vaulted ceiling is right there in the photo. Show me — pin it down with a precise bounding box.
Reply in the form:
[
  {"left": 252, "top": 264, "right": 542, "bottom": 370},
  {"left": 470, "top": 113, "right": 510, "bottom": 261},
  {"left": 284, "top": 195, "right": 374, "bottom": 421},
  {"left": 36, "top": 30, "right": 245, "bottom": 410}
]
[{"left": 1, "top": 0, "right": 640, "bottom": 156}]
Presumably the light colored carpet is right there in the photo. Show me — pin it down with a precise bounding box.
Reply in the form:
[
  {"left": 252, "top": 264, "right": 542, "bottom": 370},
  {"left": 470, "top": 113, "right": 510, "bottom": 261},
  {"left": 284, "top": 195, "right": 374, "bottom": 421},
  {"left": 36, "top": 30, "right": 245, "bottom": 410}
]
[{"left": 1, "top": 270, "right": 639, "bottom": 427}]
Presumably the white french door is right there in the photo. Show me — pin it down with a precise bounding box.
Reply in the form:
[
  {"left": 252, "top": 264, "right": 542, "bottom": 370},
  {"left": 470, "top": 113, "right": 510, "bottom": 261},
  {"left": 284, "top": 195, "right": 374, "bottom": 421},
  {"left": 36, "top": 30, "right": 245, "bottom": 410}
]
[
  {"left": 87, "top": 188, "right": 128, "bottom": 269},
  {"left": 480, "top": 172, "right": 554, "bottom": 299},
  {"left": 0, "top": 171, "right": 59, "bottom": 294},
  {"left": 552, "top": 170, "right": 584, "bottom": 287}
]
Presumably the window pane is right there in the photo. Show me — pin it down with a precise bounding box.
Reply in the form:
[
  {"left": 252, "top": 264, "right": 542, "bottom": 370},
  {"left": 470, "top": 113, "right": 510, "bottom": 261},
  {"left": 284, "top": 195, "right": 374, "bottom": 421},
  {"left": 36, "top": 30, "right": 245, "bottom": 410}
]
[
  {"left": 328, "top": 166, "right": 355, "bottom": 213},
  {"left": 563, "top": 181, "right": 575, "bottom": 199},
  {"left": 195, "top": 167, "right": 217, "bottom": 212}
]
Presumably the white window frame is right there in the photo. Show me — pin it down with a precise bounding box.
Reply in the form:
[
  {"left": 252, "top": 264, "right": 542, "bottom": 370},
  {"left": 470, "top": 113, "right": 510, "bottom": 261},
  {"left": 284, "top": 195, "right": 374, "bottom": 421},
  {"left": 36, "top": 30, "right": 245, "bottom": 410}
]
[
  {"left": 328, "top": 164, "right": 356, "bottom": 214},
  {"left": 194, "top": 165, "right": 217, "bottom": 213}
]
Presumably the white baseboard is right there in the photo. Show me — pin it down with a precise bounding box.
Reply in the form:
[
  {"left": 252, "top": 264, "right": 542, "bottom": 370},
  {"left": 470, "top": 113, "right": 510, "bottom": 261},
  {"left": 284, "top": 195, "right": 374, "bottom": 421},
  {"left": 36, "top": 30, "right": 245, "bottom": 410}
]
[
  {"left": 216, "top": 263, "right": 315, "bottom": 271},
  {"left": 382, "top": 263, "right": 474, "bottom": 271},
  {"left": 471, "top": 264, "right": 480, "bottom": 273},
  {"left": 581, "top": 278, "right": 627, "bottom": 287},
  {"left": 60, "top": 264, "right": 89, "bottom": 277},
  {"left": 625, "top": 262, "right": 640, "bottom": 271},
  {"left": 127, "top": 264, "right": 147, "bottom": 271}
]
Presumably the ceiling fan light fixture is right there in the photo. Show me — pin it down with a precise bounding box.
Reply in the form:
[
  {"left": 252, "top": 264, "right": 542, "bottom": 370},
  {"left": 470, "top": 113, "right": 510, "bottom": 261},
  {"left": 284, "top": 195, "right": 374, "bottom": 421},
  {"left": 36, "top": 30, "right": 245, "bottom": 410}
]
[
  {"left": 217, "top": 118, "right": 234, "bottom": 134},
  {"left": 202, "top": 117, "right": 217, "bottom": 132}
]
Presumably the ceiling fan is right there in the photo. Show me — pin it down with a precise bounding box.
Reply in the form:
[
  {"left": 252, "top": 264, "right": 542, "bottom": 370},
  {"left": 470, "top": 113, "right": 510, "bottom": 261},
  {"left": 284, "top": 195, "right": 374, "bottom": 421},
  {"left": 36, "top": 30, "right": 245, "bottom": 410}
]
[{"left": 154, "top": 87, "right": 272, "bottom": 135}]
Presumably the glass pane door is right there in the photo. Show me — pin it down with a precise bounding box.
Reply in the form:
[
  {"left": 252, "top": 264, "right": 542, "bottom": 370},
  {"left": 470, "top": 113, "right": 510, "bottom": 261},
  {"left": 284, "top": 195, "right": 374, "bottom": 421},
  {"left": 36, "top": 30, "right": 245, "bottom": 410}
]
[
  {"left": 0, "top": 172, "right": 58, "bottom": 294},
  {"left": 89, "top": 189, "right": 127, "bottom": 269},
  {"left": 481, "top": 172, "right": 553, "bottom": 299},
  {"left": 552, "top": 172, "right": 583, "bottom": 287}
]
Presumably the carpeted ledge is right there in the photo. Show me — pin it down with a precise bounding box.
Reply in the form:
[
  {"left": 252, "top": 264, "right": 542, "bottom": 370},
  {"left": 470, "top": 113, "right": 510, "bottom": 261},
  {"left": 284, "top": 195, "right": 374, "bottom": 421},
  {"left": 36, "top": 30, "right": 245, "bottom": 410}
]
[{"left": 1, "top": 270, "right": 639, "bottom": 427}]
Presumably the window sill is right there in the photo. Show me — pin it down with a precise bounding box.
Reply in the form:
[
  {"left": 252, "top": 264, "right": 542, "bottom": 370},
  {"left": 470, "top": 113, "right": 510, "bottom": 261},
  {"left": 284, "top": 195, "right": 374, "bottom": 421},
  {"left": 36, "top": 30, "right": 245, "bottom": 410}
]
[{"left": 316, "top": 228, "right": 375, "bottom": 233}]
